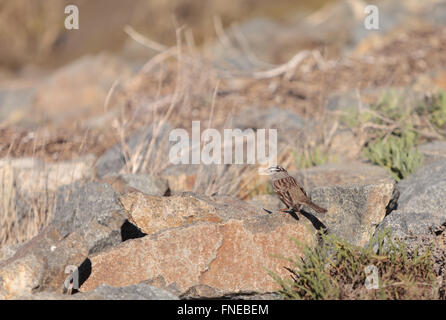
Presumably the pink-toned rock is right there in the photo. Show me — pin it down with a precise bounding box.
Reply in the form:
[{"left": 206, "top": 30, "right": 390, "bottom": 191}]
[
  {"left": 119, "top": 193, "right": 245, "bottom": 234},
  {"left": 80, "top": 193, "right": 317, "bottom": 297}
]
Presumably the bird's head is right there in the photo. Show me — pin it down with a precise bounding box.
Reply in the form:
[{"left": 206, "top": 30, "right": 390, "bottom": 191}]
[{"left": 259, "top": 165, "right": 288, "bottom": 176}]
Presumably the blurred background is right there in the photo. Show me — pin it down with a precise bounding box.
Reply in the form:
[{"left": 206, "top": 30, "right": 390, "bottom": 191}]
[{"left": 0, "top": 0, "right": 333, "bottom": 70}]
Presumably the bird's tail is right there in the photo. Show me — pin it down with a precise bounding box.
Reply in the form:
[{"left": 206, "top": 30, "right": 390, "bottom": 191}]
[{"left": 305, "top": 201, "right": 327, "bottom": 214}]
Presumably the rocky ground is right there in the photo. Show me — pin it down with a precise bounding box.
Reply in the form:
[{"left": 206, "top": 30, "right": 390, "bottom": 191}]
[{"left": 1, "top": 0, "right": 446, "bottom": 300}]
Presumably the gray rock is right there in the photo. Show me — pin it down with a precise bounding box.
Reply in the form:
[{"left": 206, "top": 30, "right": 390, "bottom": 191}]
[
  {"left": 378, "top": 160, "right": 446, "bottom": 238},
  {"left": 293, "top": 162, "right": 393, "bottom": 190},
  {"left": 326, "top": 91, "right": 362, "bottom": 112},
  {"left": 326, "top": 87, "right": 424, "bottom": 112},
  {"left": 0, "top": 226, "right": 88, "bottom": 299},
  {"left": 0, "top": 243, "right": 23, "bottom": 262},
  {"left": 16, "top": 283, "right": 179, "bottom": 300},
  {"left": 0, "top": 87, "right": 35, "bottom": 127},
  {"left": 246, "top": 194, "right": 282, "bottom": 212},
  {"left": 427, "top": 2, "right": 446, "bottom": 26},
  {"left": 86, "top": 283, "right": 179, "bottom": 300},
  {"left": 294, "top": 162, "right": 397, "bottom": 246},
  {"left": 101, "top": 173, "right": 169, "bottom": 196},
  {"left": 52, "top": 181, "right": 126, "bottom": 254},
  {"left": 229, "top": 106, "right": 308, "bottom": 148},
  {"left": 232, "top": 106, "right": 305, "bottom": 133},
  {"left": 95, "top": 122, "right": 172, "bottom": 178},
  {"left": 418, "top": 141, "right": 446, "bottom": 165}
]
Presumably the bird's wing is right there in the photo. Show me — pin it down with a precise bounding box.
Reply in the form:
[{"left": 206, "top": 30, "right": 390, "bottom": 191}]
[
  {"left": 279, "top": 190, "right": 294, "bottom": 209},
  {"left": 281, "top": 176, "right": 307, "bottom": 197},
  {"left": 273, "top": 176, "right": 304, "bottom": 208}
]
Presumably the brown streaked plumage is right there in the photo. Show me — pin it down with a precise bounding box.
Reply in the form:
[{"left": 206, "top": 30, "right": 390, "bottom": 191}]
[{"left": 265, "top": 165, "right": 327, "bottom": 214}]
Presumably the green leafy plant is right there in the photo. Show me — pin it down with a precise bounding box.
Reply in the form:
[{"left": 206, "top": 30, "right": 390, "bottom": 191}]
[
  {"left": 268, "top": 229, "right": 438, "bottom": 300},
  {"left": 372, "top": 91, "right": 412, "bottom": 122},
  {"left": 293, "top": 147, "right": 337, "bottom": 169},
  {"left": 339, "top": 91, "right": 431, "bottom": 181},
  {"left": 363, "top": 130, "right": 423, "bottom": 181},
  {"left": 340, "top": 91, "right": 411, "bottom": 129},
  {"left": 340, "top": 106, "right": 373, "bottom": 128},
  {"left": 416, "top": 91, "right": 446, "bottom": 130}
]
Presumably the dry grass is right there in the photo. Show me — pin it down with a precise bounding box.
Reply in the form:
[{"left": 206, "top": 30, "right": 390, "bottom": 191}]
[{"left": 0, "top": 169, "right": 54, "bottom": 247}]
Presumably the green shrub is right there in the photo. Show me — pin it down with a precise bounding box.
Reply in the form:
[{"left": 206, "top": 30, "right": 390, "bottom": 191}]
[
  {"left": 416, "top": 91, "right": 446, "bottom": 129},
  {"left": 363, "top": 130, "right": 423, "bottom": 181},
  {"left": 372, "top": 91, "right": 412, "bottom": 122},
  {"left": 268, "top": 229, "right": 438, "bottom": 300},
  {"left": 340, "top": 90, "right": 411, "bottom": 128},
  {"left": 293, "top": 147, "right": 337, "bottom": 169},
  {"left": 340, "top": 106, "right": 373, "bottom": 128}
]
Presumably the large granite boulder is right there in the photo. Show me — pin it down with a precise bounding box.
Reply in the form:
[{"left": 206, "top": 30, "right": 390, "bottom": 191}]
[{"left": 79, "top": 192, "right": 318, "bottom": 298}]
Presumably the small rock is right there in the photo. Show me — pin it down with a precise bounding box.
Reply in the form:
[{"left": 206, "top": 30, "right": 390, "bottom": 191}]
[
  {"left": 101, "top": 173, "right": 168, "bottom": 196},
  {"left": 232, "top": 106, "right": 306, "bottom": 133},
  {"left": 378, "top": 159, "right": 446, "bottom": 238},
  {"left": 418, "top": 141, "right": 446, "bottom": 165}
]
